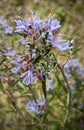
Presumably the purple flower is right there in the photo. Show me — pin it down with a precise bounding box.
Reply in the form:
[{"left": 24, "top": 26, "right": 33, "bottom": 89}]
[
  {"left": 18, "top": 38, "right": 27, "bottom": 44},
  {"left": 14, "top": 19, "right": 26, "bottom": 33},
  {"left": 0, "top": 17, "right": 6, "bottom": 26},
  {"left": 14, "top": 19, "right": 30, "bottom": 35},
  {"left": 37, "top": 96, "right": 45, "bottom": 106},
  {"left": 76, "top": 67, "right": 84, "bottom": 75},
  {"left": 5, "top": 26, "right": 13, "bottom": 34},
  {"left": 0, "top": 17, "right": 13, "bottom": 34},
  {"left": 63, "top": 58, "right": 79, "bottom": 79},
  {"left": 48, "top": 32, "right": 67, "bottom": 51},
  {"left": 50, "top": 20, "right": 61, "bottom": 31},
  {"left": 48, "top": 32, "right": 55, "bottom": 42},
  {"left": 3, "top": 48, "right": 16, "bottom": 57},
  {"left": 20, "top": 66, "right": 34, "bottom": 85},
  {"left": 14, "top": 15, "right": 41, "bottom": 35},
  {"left": 48, "top": 30, "right": 74, "bottom": 51},
  {"left": 48, "top": 32, "right": 65, "bottom": 41},
  {"left": 26, "top": 19, "right": 33, "bottom": 26},
  {"left": 46, "top": 79, "right": 53, "bottom": 91},
  {"left": 27, "top": 96, "right": 46, "bottom": 114},
  {"left": 27, "top": 100, "right": 39, "bottom": 114},
  {"left": 55, "top": 41, "right": 70, "bottom": 51},
  {"left": 34, "top": 16, "right": 41, "bottom": 30},
  {"left": 36, "top": 70, "right": 43, "bottom": 80},
  {"left": 11, "top": 66, "right": 21, "bottom": 73},
  {"left": 28, "top": 13, "right": 41, "bottom": 29},
  {"left": 64, "top": 58, "right": 78, "bottom": 68},
  {"left": 55, "top": 39, "right": 75, "bottom": 51},
  {"left": 10, "top": 56, "right": 23, "bottom": 73},
  {"left": 43, "top": 17, "right": 61, "bottom": 31}
]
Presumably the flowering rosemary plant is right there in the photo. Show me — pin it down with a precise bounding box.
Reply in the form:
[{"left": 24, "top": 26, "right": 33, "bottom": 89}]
[{"left": 0, "top": 13, "right": 84, "bottom": 130}]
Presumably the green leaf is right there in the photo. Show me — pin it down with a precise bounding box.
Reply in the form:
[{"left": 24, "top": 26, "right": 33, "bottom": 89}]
[
  {"left": 72, "top": 46, "right": 81, "bottom": 55},
  {"left": 55, "top": 73, "right": 62, "bottom": 87},
  {"left": 33, "top": 55, "right": 42, "bottom": 64},
  {"left": 17, "top": 81, "right": 25, "bottom": 92},
  {"left": 42, "top": 75, "right": 46, "bottom": 99},
  {"left": 0, "top": 78, "right": 3, "bottom": 89},
  {"left": 0, "top": 57, "right": 6, "bottom": 65},
  {"left": 44, "top": 48, "right": 51, "bottom": 56}
]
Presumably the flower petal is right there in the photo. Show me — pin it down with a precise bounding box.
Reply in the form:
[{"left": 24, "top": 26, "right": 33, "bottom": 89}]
[{"left": 22, "top": 76, "right": 30, "bottom": 85}]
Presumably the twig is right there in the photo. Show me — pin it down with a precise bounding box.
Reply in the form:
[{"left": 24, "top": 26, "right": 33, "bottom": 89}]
[
  {"left": 57, "top": 63, "right": 71, "bottom": 107},
  {"left": 56, "top": 62, "right": 72, "bottom": 129}
]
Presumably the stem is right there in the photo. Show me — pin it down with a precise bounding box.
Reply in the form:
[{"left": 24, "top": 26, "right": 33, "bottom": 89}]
[
  {"left": 56, "top": 62, "right": 72, "bottom": 128},
  {"left": 62, "top": 55, "right": 70, "bottom": 68},
  {"left": 57, "top": 63, "right": 71, "bottom": 107},
  {"left": 52, "top": 52, "right": 72, "bottom": 107}
]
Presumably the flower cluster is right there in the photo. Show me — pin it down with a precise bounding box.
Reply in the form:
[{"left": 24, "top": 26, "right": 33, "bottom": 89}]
[
  {"left": 27, "top": 96, "right": 46, "bottom": 114},
  {"left": 14, "top": 14, "right": 73, "bottom": 51},
  {"left": 64, "top": 57, "right": 84, "bottom": 78},
  {"left": 1, "top": 14, "right": 63, "bottom": 86},
  {"left": 1, "top": 13, "right": 84, "bottom": 118},
  {"left": 0, "top": 17, "right": 13, "bottom": 34},
  {"left": 6, "top": 14, "right": 74, "bottom": 86}
]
